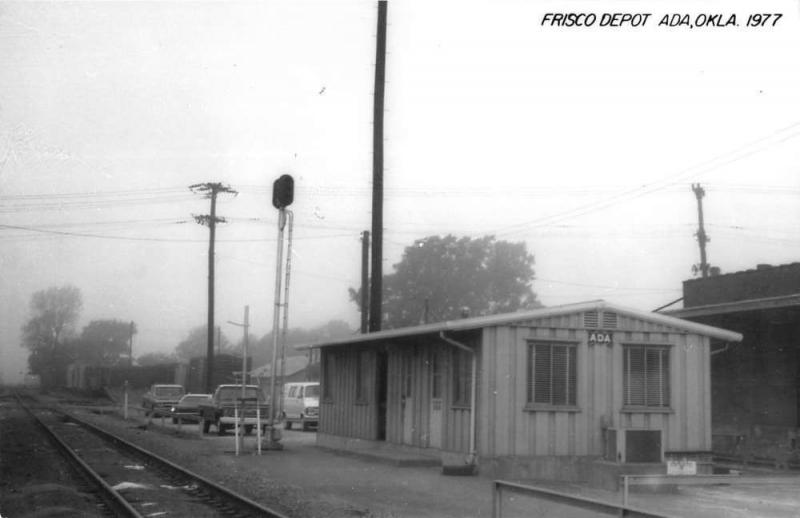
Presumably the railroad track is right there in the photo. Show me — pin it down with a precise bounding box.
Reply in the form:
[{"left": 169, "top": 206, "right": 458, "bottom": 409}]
[{"left": 14, "top": 392, "right": 289, "bottom": 518}]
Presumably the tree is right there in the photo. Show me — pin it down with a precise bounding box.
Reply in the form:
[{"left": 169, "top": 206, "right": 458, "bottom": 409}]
[
  {"left": 174, "top": 325, "right": 235, "bottom": 361},
  {"left": 249, "top": 320, "right": 353, "bottom": 368},
  {"left": 350, "top": 235, "right": 541, "bottom": 329},
  {"left": 21, "top": 285, "right": 83, "bottom": 388},
  {"left": 72, "top": 319, "right": 136, "bottom": 366},
  {"left": 136, "top": 351, "right": 178, "bottom": 367}
]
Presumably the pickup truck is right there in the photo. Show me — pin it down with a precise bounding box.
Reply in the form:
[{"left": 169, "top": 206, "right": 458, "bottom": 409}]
[
  {"left": 199, "top": 384, "right": 270, "bottom": 435},
  {"left": 142, "top": 384, "right": 185, "bottom": 417}
]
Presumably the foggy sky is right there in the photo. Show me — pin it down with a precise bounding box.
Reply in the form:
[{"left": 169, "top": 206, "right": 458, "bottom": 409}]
[{"left": 2, "top": 0, "right": 799, "bottom": 383}]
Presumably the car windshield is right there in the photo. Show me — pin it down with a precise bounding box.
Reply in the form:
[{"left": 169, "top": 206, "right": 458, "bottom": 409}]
[
  {"left": 218, "top": 386, "right": 261, "bottom": 401},
  {"left": 155, "top": 386, "right": 184, "bottom": 397},
  {"left": 304, "top": 385, "right": 320, "bottom": 397},
  {"left": 181, "top": 395, "right": 209, "bottom": 404}
]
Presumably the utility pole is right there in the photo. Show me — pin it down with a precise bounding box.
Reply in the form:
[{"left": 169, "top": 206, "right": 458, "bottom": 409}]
[
  {"left": 369, "top": 0, "right": 388, "bottom": 333},
  {"left": 190, "top": 182, "right": 238, "bottom": 393},
  {"left": 227, "top": 306, "right": 250, "bottom": 397},
  {"left": 128, "top": 321, "right": 135, "bottom": 368},
  {"left": 692, "top": 183, "right": 710, "bottom": 278},
  {"left": 360, "top": 230, "right": 370, "bottom": 334}
]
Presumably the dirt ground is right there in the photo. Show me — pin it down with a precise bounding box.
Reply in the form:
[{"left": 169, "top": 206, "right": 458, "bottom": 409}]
[{"left": 5, "top": 390, "right": 800, "bottom": 518}]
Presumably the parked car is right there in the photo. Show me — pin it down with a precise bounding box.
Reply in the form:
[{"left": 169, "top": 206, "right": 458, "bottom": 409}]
[
  {"left": 170, "top": 393, "right": 212, "bottom": 424},
  {"left": 282, "top": 381, "right": 319, "bottom": 431},
  {"left": 142, "top": 384, "right": 185, "bottom": 417},
  {"left": 199, "top": 384, "right": 270, "bottom": 435}
]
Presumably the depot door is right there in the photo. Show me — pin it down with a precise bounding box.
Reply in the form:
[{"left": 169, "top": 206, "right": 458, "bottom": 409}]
[
  {"left": 428, "top": 348, "right": 444, "bottom": 448},
  {"left": 401, "top": 350, "right": 414, "bottom": 445}
]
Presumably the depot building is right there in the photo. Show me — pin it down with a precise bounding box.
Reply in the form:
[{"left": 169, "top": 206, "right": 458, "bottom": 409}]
[{"left": 303, "top": 300, "right": 742, "bottom": 485}]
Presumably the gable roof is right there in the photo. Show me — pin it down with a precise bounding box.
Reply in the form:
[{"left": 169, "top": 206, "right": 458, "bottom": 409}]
[{"left": 300, "top": 300, "right": 743, "bottom": 350}]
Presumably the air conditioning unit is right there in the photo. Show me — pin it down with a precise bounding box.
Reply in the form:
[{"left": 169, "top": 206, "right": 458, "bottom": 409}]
[{"left": 604, "top": 428, "right": 662, "bottom": 463}]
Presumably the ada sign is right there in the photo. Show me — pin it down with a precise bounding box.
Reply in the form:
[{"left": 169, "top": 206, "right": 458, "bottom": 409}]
[{"left": 587, "top": 331, "right": 613, "bottom": 346}]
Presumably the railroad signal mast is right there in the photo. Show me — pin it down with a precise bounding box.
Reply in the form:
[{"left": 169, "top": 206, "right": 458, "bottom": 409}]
[{"left": 268, "top": 174, "right": 294, "bottom": 447}]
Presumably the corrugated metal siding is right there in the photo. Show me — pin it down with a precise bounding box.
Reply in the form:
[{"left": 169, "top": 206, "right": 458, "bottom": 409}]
[
  {"left": 443, "top": 338, "right": 477, "bottom": 453},
  {"left": 480, "top": 313, "right": 712, "bottom": 458},
  {"left": 320, "top": 309, "right": 712, "bottom": 459},
  {"left": 319, "top": 348, "right": 376, "bottom": 439}
]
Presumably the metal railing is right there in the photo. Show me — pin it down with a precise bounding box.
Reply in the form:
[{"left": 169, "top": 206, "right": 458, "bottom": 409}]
[{"left": 493, "top": 480, "right": 674, "bottom": 518}]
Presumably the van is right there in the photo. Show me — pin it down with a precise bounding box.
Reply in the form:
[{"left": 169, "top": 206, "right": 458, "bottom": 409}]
[{"left": 282, "top": 381, "right": 319, "bottom": 431}]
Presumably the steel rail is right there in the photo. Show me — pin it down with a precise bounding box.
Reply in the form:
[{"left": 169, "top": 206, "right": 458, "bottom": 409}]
[
  {"left": 14, "top": 392, "right": 144, "bottom": 518},
  {"left": 54, "top": 404, "right": 290, "bottom": 518}
]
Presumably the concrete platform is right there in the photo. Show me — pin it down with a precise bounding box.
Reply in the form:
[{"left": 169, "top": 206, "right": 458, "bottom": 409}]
[{"left": 319, "top": 444, "right": 441, "bottom": 467}]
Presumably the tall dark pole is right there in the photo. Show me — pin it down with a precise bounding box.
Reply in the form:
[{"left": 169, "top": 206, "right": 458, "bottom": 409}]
[
  {"left": 208, "top": 193, "right": 217, "bottom": 390},
  {"left": 369, "top": 0, "right": 388, "bottom": 333},
  {"left": 692, "top": 183, "right": 709, "bottom": 278},
  {"left": 190, "top": 182, "right": 237, "bottom": 393},
  {"left": 128, "top": 321, "right": 135, "bottom": 368},
  {"left": 361, "top": 230, "right": 370, "bottom": 333}
]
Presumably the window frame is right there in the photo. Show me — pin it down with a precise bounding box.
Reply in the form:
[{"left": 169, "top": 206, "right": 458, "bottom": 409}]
[
  {"left": 621, "top": 342, "right": 672, "bottom": 412},
  {"left": 525, "top": 339, "right": 579, "bottom": 411}
]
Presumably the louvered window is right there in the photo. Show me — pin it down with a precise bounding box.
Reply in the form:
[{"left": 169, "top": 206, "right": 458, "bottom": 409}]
[
  {"left": 584, "top": 311, "right": 599, "bottom": 328},
  {"left": 527, "top": 342, "right": 577, "bottom": 406},
  {"left": 623, "top": 345, "right": 670, "bottom": 408},
  {"left": 602, "top": 311, "right": 618, "bottom": 329}
]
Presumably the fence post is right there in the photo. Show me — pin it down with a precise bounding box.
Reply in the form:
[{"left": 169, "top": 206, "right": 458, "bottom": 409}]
[
  {"left": 234, "top": 405, "right": 240, "bottom": 456},
  {"left": 492, "top": 481, "right": 502, "bottom": 518},
  {"left": 123, "top": 380, "right": 129, "bottom": 420},
  {"left": 623, "top": 476, "right": 629, "bottom": 507}
]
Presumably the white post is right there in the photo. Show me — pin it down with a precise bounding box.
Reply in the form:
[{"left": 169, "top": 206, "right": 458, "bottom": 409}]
[
  {"left": 623, "top": 476, "right": 629, "bottom": 507},
  {"left": 242, "top": 306, "right": 250, "bottom": 398},
  {"left": 256, "top": 406, "right": 262, "bottom": 455},
  {"left": 123, "top": 380, "right": 129, "bottom": 420},
  {"left": 234, "top": 405, "right": 240, "bottom": 456}
]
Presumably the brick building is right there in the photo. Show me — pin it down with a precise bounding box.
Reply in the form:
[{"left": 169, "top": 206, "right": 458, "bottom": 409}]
[{"left": 666, "top": 263, "right": 800, "bottom": 464}]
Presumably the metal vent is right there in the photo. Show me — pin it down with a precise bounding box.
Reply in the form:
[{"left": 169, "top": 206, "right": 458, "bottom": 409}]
[
  {"left": 584, "top": 311, "right": 599, "bottom": 328},
  {"left": 602, "top": 311, "right": 618, "bottom": 329}
]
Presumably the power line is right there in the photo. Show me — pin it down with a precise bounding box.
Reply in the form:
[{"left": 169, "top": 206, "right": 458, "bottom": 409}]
[{"left": 494, "top": 121, "right": 800, "bottom": 237}]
